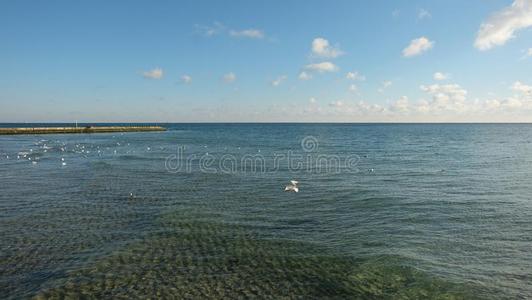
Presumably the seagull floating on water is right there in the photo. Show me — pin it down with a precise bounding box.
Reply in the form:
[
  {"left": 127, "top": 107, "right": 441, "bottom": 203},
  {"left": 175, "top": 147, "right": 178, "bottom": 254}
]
[{"left": 284, "top": 180, "right": 299, "bottom": 193}]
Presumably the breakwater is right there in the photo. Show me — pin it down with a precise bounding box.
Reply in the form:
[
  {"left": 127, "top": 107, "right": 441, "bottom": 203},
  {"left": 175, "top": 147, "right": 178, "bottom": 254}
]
[{"left": 0, "top": 126, "right": 166, "bottom": 135}]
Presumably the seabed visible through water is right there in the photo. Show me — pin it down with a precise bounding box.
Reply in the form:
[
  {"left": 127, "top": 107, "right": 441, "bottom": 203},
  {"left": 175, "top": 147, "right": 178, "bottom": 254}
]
[{"left": 31, "top": 210, "right": 480, "bottom": 299}]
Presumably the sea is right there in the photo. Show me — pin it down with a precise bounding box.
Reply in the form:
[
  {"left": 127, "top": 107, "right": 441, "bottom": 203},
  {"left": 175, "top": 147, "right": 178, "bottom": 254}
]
[{"left": 1, "top": 123, "right": 531, "bottom": 299}]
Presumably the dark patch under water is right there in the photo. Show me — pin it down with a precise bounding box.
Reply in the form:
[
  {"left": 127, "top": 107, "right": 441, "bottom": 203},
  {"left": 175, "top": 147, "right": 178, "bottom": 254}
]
[{"left": 34, "top": 211, "right": 479, "bottom": 299}]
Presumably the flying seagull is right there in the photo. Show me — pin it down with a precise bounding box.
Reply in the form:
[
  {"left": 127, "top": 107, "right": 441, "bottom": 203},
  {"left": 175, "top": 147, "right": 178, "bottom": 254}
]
[{"left": 284, "top": 180, "right": 299, "bottom": 193}]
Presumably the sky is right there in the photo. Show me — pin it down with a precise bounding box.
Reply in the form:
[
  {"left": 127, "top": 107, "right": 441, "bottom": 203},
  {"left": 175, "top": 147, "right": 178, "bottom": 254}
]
[{"left": 1, "top": 0, "right": 532, "bottom": 122}]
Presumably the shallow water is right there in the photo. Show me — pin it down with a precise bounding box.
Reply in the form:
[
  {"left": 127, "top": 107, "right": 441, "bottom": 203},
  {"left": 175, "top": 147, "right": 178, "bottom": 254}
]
[{"left": 1, "top": 123, "right": 531, "bottom": 298}]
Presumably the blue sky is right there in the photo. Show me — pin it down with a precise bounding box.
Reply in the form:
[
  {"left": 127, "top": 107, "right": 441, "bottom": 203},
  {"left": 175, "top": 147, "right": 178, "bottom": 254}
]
[{"left": 1, "top": 0, "right": 532, "bottom": 122}]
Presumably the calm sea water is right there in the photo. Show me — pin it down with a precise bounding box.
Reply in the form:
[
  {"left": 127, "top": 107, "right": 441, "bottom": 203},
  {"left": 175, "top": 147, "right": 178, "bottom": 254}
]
[{"left": 1, "top": 124, "right": 531, "bottom": 299}]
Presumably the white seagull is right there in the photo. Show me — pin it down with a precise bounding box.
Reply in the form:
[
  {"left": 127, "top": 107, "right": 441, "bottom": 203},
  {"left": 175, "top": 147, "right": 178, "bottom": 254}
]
[{"left": 284, "top": 180, "right": 299, "bottom": 193}]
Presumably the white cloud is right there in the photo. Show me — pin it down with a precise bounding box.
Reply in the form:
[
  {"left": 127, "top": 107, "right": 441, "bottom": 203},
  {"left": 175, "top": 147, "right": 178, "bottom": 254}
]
[
  {"left": 271, "top": 75, "right": 287, "bottom": 87},
  {"left": 195, "top": 22, "right": 225, "bottom": 37},
  {"left": 503, "top": 97, "right": 524, "bottom": 109},
  {"left": 229, "top": 29, "right": 264, "bottom": 39},
  {"left": 512, "top": 81, "right": 532, "bottom": 94},
  {"left": 249, "top": 81, "right": 532, "bottom": 121},
  {"left": 329, "top": 100, "right": 344, "bottom": 107},
  {"left": 420, "top": 84, "right": 467, "bottom": 98},
  {"left": 223, "top": 72, "right": 236, "bottom": 83},
  {"left": 298, "top": 71, "right": 312, "bottom": 80},
  {"left": 325, "top": 100, "right": 386, "bottom": 115},
  {"left": 311, "top": 38, "right": 344, "bottom": 58},
  {"left": 392, "top": 9, "right": 401, "bottom": 18},
  {"left": 391, "top": 96, "right": 410, "bottom": 112},
  {"left": 402, "top": 36, "right": 434, "bottom": 57},
  {"left": 487, "top": 97, "right": 526, "bottom": 110},
  {"left": 474, "top": 0, "right": 532, "bottom": 50},
  {"left": 419, "top": 84, "right": 468, "bottom": 112},
  {"left": 418, "top": 8, "right": 432, "bottom": 20},
  {"left": 415, "top": 100, "right": 431, "bottom": 113},
  {"left": 180, "top": 74, "right": 192, "bottom": 84},
  {"left": 488, "top": 82, "right": 532, "bottom": 111},
  {"left": 346, "top": 71, "right": 365, "bottom": 81},
  {"left": 521, "top": 48, "right": 532, "bottom": 59},
  {"left": 196, "top": 23, "right": 266, "bottom": 40},
  {"left": 409, "top": 80, "right": 532, "bottom": 116},
  {"left": 253, "top": 76, "right": 532, "bottom": 121},
  {"left": 142, "top": 68, "right": 163, "bottom": 79},
  {"left": 433, "top": 72, "right": 449, "bottom": 81},
  {"left": 378, "top": 80, "right": 392, "bottom": 93},
  {"left": 304, "top": 62, "right": 339, "bottom": 73},
  {"left": 349, "top": 84, "right": 358, "bottom": 92},
  {"left": 485, "top": 99, "right": 502, "bottom": 110}
]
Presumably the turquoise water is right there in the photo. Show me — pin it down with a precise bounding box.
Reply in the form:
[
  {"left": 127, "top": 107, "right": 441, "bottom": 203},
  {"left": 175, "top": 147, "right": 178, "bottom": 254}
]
[{"left": 1, "top": 124, "right": 531, "bottom": 298}]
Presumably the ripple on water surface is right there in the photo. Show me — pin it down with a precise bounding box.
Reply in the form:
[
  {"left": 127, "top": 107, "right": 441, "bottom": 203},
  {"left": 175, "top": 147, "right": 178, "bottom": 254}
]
[{"left": 32, "top": 211, "right": 482, "bottom": 299}]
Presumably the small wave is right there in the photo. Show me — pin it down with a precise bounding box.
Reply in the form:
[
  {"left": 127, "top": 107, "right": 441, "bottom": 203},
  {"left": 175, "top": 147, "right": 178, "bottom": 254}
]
[{"left": 34, "top": 213, "right": 484, "bottom": 299}]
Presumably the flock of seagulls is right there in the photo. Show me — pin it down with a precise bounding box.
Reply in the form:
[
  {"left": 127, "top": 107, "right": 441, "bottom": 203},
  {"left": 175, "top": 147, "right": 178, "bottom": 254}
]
[
  {"left": 0, "top": 137, "right": 387, "bottom": 198},
  {"left": 4, "top": 140, "right": 77, "bottom": 167},
  {"left": 0, "top": 136, "right": 160, "bottom": 167}
]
